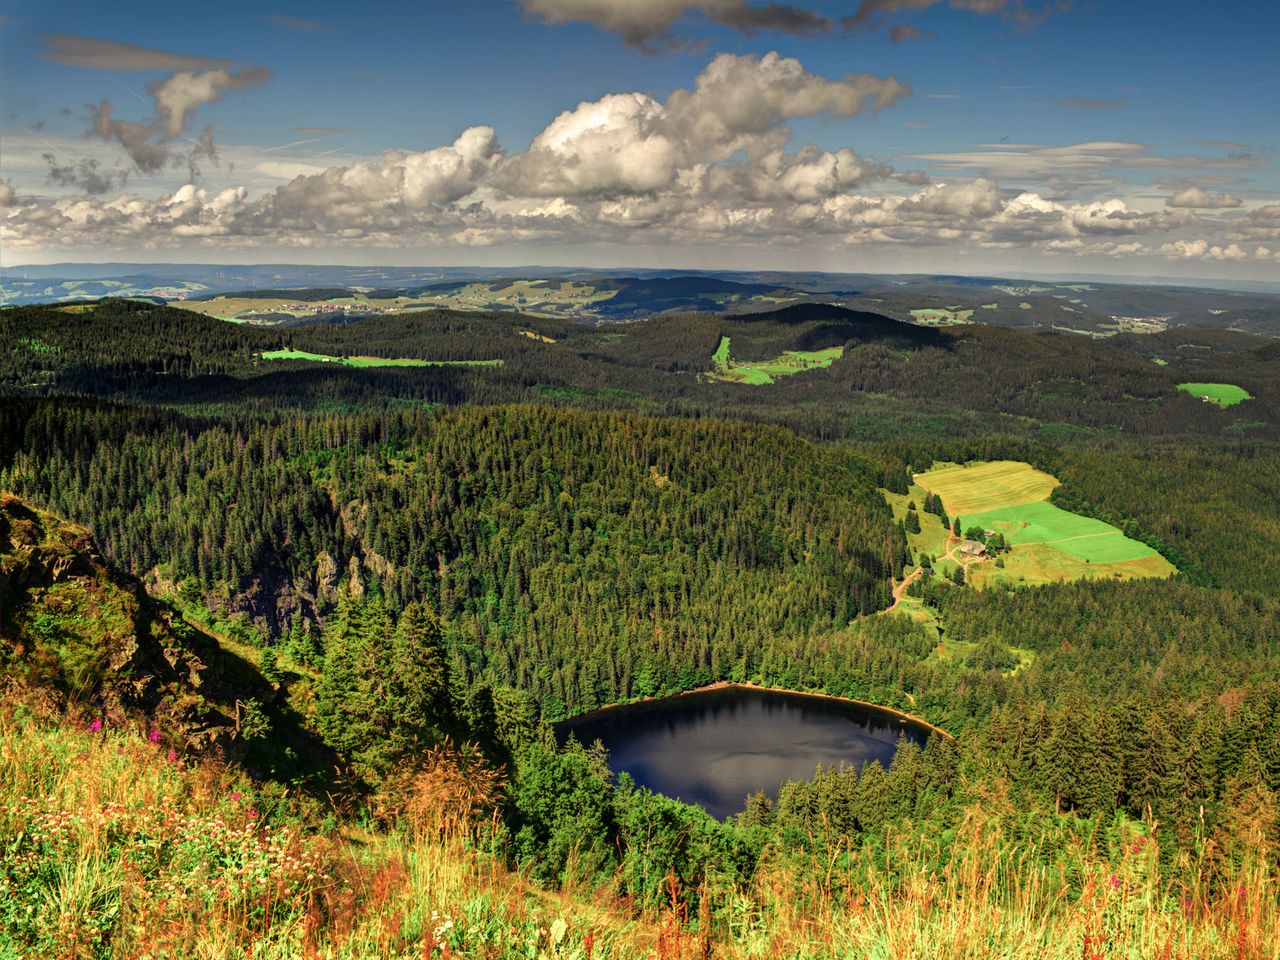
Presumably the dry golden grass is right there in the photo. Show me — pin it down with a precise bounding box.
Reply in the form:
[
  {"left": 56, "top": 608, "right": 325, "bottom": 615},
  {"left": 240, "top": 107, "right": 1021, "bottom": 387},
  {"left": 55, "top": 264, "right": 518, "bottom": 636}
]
[{"left": 4, "top": 694, "right": 1277, "bottom": 960}]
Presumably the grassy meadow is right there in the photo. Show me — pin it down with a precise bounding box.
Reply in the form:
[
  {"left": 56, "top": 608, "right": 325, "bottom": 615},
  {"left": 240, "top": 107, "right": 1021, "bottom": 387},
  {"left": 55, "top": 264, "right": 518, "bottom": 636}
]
[
  {"left": 261, "top": 349, "right": 503, "bottom": 368},
  {"left": 1178, "top": 382, "right": 1252, "bottom": 407},
  {"left": 709, "top": 337, "right": 844, "bottom": 385}
]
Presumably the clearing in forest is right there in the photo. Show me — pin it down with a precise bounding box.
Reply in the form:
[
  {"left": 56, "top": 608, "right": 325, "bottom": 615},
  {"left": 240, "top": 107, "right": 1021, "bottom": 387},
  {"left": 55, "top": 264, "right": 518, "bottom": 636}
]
[
  {"left": 892, "top": 460, "right": 1176, "bottom": 588},
  {"left": 909, "top": 307, "right": 973, "bottom": 325},
  {"left": 911, "top": 461, "right": 1057, "bottom": 515},
  {"left": 709, "top": 336, "right": 844, "bottom": 385},
  {"left": 1177, "top": 382, "right": 1251, "bottom": 407},
  {"left": 261, "top": 349, "right": 502, "bottom": 368}
]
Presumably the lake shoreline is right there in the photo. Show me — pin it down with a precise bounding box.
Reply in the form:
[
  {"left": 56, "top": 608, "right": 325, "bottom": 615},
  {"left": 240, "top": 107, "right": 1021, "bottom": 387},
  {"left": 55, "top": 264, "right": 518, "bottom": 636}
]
[{"left": 560, "top": 680, "right": 952, "bottom": 740}]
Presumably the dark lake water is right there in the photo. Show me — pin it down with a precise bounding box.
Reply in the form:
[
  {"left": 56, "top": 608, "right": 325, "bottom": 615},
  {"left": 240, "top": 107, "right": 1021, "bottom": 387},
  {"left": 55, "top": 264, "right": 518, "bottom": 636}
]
[{"left": 558, "top": 686, "right": 933, "bottom": 819}]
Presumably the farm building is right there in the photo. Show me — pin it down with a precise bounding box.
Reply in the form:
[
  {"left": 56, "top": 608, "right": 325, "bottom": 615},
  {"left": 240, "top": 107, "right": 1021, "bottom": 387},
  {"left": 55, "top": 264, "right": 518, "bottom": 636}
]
[{"left": 957, "top": 539, "right": 987, "bottom": 559}]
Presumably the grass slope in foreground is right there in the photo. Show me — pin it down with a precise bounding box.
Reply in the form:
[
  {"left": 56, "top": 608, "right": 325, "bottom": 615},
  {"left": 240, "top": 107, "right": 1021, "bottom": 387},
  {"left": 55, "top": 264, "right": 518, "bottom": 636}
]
[
  {"left": 261, "top": 349, "right": 502, "bottom": 368},
  {"left": 912, "top": 460, "right": 1176, "bottom": 587},
  {"left": 1177, "top": 382, "right": 1252, "bottom": 407},
  {"left": 709, "top": 335, "right": 844, "bottom": 385}
]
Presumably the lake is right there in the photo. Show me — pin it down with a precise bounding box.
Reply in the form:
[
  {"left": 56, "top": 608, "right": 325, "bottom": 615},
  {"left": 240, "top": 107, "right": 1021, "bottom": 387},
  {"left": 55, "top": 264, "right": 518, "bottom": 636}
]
[{"left": 557, "top": 685, "right": 935, "bottom": 819}]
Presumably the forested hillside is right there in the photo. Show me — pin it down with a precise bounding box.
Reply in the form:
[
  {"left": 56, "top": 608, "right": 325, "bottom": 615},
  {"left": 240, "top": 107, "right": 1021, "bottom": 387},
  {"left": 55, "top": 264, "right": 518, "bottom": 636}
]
[
  {"left": 4, "top": 299, "right": 1277, "bottom": 439},
  {"left": 4, "top": 494, "right": 1278, "bottom": 959},
  {"left": 0, "top": 401, "right": 903, "bottom": 716}
]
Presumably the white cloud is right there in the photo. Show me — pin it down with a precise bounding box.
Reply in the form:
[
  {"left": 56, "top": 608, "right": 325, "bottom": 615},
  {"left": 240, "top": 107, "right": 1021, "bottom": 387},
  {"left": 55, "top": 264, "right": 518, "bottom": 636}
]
[
  {"left": 1166, "top": 186, "right": 1243, "bottom": 209},
  {"left": 0, "top": 51, "right": 1263, "bottom": 271},
  {"left": 500, "top": 52, "right": 908, "bottom": 199},
  {"left": 1158, "top": 239, "right": 1252, "bottom": 261},
  {"left": 1229, "top": 204, "right": 1280, "bottom": 242}
]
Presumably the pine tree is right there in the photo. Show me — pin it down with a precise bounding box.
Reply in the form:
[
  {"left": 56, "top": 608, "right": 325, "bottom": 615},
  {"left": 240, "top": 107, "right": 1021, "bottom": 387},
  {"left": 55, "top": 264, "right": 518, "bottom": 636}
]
[{"left": 390, "top": 601, "right": 453, "bottom": 743}]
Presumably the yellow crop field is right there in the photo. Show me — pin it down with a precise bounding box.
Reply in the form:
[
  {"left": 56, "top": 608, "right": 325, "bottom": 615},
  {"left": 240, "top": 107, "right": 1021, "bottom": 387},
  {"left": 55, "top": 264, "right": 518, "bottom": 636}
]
[{"left": 914, "top": 461, "right": 1059, "bottom": 516}]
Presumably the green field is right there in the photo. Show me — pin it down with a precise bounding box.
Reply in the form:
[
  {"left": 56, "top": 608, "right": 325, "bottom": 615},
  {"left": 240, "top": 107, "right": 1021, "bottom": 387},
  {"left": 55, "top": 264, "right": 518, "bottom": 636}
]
[
  {"left": 1177, "top": 382, "right": 1251, "bottom": 407},
  {"left": 905, "top": 460, "right": 1176, "bottom": 587},
  {"left": 961, "top": 501, "right": 1161, "bottom": 563},
  {"left": 709, "top": 338, "right": 844, "bottom": 385},
  {"left": 712, "top": 335, "right": 732, "bottom": 369},
  {"left": 261, "top": 349, "right": 502, "bottom": 368}
]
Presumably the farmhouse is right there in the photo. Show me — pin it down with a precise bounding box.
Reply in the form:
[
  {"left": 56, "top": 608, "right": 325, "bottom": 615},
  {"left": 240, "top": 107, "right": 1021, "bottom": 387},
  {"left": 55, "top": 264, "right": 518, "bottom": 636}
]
[{"left": 957, "top": 539, "right": 987, "bottom": 559}]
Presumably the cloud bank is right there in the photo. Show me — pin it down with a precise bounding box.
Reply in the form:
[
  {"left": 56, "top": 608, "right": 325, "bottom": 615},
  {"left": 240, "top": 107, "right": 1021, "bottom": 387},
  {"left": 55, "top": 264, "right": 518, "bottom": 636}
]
[{"left": 3, "top": 51, "right": 1273, "bottom": 267}]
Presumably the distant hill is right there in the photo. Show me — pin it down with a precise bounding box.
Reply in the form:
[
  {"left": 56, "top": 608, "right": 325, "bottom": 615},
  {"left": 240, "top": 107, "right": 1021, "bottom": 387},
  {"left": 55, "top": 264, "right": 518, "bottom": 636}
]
[{"left": 5, "top": 264, "right": 1278, "bottom": 336}]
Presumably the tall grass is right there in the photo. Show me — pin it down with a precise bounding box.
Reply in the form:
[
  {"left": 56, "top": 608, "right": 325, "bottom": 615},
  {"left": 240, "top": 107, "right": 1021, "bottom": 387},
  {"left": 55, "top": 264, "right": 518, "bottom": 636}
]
[{"left": 3, "top": 697, "right": 1276, "bottom": 959}]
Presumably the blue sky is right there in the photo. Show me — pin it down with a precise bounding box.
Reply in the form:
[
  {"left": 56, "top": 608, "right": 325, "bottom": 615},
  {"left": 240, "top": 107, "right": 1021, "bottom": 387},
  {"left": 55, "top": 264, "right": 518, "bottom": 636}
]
[{"left": 1, "top": 0, "right": 1277, "bottom": 279}]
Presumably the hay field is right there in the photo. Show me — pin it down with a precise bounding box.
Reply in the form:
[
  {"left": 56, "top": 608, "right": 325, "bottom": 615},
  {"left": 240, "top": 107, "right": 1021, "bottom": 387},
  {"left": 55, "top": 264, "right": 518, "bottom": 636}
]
[{"left": 914, "top": 461, "right": 1058, "bottom": 516}]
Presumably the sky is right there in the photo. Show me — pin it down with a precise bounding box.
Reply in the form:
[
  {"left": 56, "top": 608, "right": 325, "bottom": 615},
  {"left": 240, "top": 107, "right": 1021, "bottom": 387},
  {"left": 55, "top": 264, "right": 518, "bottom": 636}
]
[{"left": 1, "top": 0, "right": 1278, "bottom": 281}]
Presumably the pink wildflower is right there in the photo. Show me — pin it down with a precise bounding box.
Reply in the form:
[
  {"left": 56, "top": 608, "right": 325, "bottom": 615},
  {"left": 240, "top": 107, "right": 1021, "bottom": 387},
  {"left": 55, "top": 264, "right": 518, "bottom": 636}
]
[
  {"left": 148, "top": 729, "right": 162, "bottom": 743},
  {"left": 89, "top": 718, "right": 103, "bottom": 732},
  {"left": 1109, "top": 875, "right": 1121, "bottom": 890},
  {"left": 230, "top": 791, "right": 242, "bottom": 803},
  {"left": 167, "top": 748, "right": 179, "bottom": 762}
]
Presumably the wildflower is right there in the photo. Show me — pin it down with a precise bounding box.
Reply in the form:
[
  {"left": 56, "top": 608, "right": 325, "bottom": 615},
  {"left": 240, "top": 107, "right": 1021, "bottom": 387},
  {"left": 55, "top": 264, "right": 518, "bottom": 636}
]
[
  {"left": 1108, "top": 874, "right": 1121, "bottom": 890},
  {"left": 149, "top": 729, "right": 162, "bottom": 743},
  {"left": 167, "top": 748, "right": 179, "bottom": 762},
  {"left": 230, "top": 791, "right": 242, "bottom": 803},
  {"left": 89, "top": 718, "right": 103, "bottom": 732}
]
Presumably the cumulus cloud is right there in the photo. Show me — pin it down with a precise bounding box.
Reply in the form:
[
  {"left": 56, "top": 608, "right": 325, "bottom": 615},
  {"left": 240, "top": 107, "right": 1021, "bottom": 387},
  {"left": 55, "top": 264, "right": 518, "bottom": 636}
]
[
  {"left": 520, "top": 0, "right": 832, "bottom": 49},
  {"left": 1166, "top": 186, "right": 1243, "bottom": 209},
  {"left": 499, "top": 52, "right": 909, "bottom": 198},
  {"left": 43, "top": 34, "right": 236, "bottom": 72},
  {"left": 1229, "top": 204, "right": 1280, "bottom": 242},
  {"left": 1158, "top": 239, "right": 1250, "bottom": 261},
  {"left": 0, "top": 50, "right": 1258, "bottom": 267}
]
